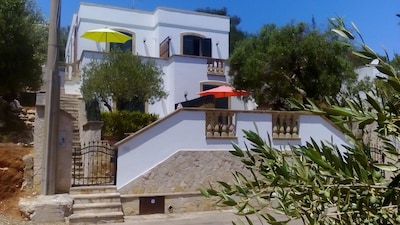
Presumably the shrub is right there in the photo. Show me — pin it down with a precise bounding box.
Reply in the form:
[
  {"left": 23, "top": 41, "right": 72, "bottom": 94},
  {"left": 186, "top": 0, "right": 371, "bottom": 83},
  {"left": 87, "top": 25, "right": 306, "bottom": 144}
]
[{"left": 101, "top": 110, "right": 158, "bottom": 139}]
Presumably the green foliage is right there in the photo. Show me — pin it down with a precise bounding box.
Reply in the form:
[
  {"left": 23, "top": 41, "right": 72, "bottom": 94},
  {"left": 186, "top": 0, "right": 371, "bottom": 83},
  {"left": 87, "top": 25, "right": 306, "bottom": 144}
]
[
  {"left": 228, "top": 22, "right": 358, "bottom": 110},
  {"left": 100, "top": 110, "right": 158, "bottom": 139},
  {"left": 0, "top": 0, "right": 47, "bottom": 100},
  {"left": 59, "top": 26, "right": 69, "bottom": 63},
  {"left": 202, "top": 129, "right": 400, "bottom": 225},
  {"left": 81, "top": 49, "right": 167, "bottom": 111},
  {"left": 390, "top": 54, "right": 400, "bottom": 75},
  {"left": 202, "top": 17, "right": 400, "bottom": 225}
]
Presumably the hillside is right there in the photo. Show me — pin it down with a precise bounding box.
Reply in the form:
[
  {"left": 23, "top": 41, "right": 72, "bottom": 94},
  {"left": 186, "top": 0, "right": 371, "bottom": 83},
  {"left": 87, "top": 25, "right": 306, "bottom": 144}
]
[{"left": 0, "top": 144, "right": 33, "bottom": 223}]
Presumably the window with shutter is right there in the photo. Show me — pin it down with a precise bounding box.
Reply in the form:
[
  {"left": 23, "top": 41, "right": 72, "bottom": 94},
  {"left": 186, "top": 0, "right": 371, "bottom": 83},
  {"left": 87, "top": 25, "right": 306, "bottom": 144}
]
[
  {"left": 183, "top": 35, "right": 195, "bottom": 55},
  {"left": 201, "top": 38, "right": 212, "bottom": 57},
  {"left": 182, "top": 34, "right": 212, "bottom": 57}
]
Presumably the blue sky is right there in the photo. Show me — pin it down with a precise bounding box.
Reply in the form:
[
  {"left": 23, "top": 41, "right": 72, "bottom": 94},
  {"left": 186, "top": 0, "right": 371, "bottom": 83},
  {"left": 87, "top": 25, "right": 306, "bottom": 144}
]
[{"left": 36, "top": 0, "right": 400, "bottom": 57}]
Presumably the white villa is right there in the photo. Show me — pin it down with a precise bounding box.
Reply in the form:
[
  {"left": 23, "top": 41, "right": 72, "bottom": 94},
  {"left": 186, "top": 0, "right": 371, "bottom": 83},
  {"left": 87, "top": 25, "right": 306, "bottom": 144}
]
[
  {"left": 64, "top": 2, "right": 254, "bottom": 116},
  {"left": 43, "top": 2, "right": 355, "bottom": 223}
]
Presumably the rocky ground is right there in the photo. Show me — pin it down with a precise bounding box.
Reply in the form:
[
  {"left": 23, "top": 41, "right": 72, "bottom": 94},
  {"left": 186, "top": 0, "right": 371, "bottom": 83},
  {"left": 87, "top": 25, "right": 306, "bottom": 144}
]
[{"left": 0, "top": 143, "right": 35, "bottom": 224}]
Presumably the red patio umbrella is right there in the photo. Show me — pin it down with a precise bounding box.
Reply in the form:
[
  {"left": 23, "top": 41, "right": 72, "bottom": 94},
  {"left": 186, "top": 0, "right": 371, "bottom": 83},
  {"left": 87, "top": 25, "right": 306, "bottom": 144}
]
[{"left": 198, "top": 85, "right": 250, "bottom": 98}]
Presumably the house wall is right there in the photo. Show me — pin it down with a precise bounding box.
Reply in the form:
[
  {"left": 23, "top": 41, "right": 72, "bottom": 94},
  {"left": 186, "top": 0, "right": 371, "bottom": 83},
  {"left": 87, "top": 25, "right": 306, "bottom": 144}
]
[
  {"left": 116, "top": 109, "right": 349, "bottom": 192},
  {"left": 148, "top": 56, "right": 252, "bottom": 117},
  {"left": 65, "top": 3, "right": 235, "bottom": 116},
  {"left": 77, "top": 51, "right": 250, "bottom": 116},
  {"left": 66, "top": 2, "right": 229, "bottom": 64},
  {"left": 120, "top": 151, "right": 245, "bottom": 215}
]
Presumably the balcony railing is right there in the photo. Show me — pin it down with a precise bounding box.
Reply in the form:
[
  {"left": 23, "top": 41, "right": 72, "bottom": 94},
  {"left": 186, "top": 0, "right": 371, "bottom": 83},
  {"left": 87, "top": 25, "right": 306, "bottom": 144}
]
[
  {"left": 205, "top": 110, "right": 236, "bottom": 138},
  {"left": 207, "top": 59, "right": 225, "bottom": 76},
  {"left": 272, "top": 112, "right": 299, "bottom": 139},
  {"left": 204, "top": 110, "right": 301, "bottom": 139}
]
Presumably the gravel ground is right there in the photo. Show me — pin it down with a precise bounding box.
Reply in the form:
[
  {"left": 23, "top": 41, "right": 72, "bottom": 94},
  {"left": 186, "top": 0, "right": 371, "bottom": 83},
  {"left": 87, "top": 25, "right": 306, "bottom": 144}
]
[{"left": 0, "top": 215, "right": 66, "bottom": 225}]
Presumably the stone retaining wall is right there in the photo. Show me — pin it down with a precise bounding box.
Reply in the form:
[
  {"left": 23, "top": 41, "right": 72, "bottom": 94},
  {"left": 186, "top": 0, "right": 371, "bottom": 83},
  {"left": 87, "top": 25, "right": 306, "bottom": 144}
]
[
  {"left": 121, "top": 192, "right": 225, "bottom": 215},
  {"left": 119, "top": 151, "right": 249, "bottom": 215}
]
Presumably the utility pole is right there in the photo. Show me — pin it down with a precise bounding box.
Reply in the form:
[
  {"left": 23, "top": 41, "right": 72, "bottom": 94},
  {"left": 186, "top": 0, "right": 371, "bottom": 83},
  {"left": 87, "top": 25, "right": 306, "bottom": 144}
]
[{"left": 42, "top": 0, "right": 61, "bottom": 195}]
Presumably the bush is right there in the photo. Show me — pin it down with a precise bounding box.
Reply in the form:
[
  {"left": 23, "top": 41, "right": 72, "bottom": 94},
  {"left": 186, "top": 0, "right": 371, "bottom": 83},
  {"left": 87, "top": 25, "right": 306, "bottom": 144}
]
[{"left": 101, "top": 110, "right": 158, "bottom": 139}]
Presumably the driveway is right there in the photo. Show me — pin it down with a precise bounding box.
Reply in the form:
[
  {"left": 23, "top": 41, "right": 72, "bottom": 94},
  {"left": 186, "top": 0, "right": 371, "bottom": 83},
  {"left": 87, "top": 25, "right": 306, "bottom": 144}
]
[{"left": 109, "top": 210, "right": 303, "bottom": 225}]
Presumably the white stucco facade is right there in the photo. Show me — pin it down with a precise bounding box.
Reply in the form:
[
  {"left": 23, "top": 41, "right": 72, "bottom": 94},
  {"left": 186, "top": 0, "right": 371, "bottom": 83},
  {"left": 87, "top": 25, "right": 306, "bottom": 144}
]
[
  {"left": 116, "top": 109, "right": 350, "bottom": 190},
  {"left": 64, "top": 2, "right": 250, "bottom": 118},
  {"left": 63, "top": 3, "right": 356, "bottom": 208},
  {"left": 66, "top": 3, "right": 229, "bottom": 60}
]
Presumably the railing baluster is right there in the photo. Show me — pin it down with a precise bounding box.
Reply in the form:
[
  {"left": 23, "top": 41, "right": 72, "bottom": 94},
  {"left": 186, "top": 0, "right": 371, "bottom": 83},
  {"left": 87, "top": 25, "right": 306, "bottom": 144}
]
[
  {"left": 272, "top": 112, "right": 300, "bottom": 140},
  {"left": 207, "top": 59, "right": 225, "bottom": 76},
  {"left": 205, "top": 109, "right": 236, "bottom": 138}
]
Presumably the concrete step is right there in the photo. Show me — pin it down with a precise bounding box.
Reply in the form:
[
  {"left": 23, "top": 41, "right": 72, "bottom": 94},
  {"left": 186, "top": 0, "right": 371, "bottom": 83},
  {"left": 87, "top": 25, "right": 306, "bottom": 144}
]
[
  {"left": 68, "top": 185, "right": 124, "bottom": 224},
  {"left": 70, "top": 185, "right": 118, "bottom": 195},
  {"left": 67, "top": 211, "right": 124, "bottom": 224},
  {"left": 72, "top": 193, "right": 120, "bottom": 204},
  {"left": 71, "top": 174, "right": 84, "bottom": 179},
  {"left": 72, "top": 202, "right": 122, "bottom": 214},
  {"left": 71, "top": 169, "right": 83, "bottom": 174}
]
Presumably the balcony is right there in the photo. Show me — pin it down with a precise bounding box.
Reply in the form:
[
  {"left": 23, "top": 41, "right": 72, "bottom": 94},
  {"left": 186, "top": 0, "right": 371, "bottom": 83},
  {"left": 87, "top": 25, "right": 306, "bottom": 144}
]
[{"left": 207, "top": 59, "right": 225, "bottom": 76}]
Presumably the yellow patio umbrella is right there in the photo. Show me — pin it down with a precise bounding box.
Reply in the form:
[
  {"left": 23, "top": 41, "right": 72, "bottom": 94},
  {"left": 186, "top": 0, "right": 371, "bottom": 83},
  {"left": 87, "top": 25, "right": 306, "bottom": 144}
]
[{"left": 81, "top": 28, "right": 132, "bottom": 43}]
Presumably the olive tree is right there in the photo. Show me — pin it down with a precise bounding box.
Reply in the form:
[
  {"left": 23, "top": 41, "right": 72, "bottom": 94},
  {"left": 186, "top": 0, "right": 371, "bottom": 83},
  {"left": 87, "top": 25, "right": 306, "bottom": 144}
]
[
  {"left": 81, "top": 49, "right": 167, "bottom": 111},
  {"left": 202, "top": 18, "right": 400, "bottom": 225},
  {"left": 228, "top": 22, "right": 358, "bottom": 110},
  {"left": 0, "top": 0, "right": 47, "bottom": 100}
]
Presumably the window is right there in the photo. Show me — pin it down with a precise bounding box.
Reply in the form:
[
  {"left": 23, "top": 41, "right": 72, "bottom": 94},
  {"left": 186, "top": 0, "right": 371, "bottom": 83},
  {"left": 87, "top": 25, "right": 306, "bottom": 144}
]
[
  {"left": 109, "top": 31, "right": 134, "bottom": 52},
  {"left": 182, "top": 35, "right": 211, "bottom": 57},
  {"left": 202, "top": 84, "right": 228, "bottom": 109}
]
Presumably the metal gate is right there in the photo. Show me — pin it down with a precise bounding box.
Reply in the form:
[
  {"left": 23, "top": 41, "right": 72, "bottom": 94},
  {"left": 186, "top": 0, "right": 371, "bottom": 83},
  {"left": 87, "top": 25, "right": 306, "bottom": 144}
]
[{"left": 72, "top": 141, "right": 117, "bottom": 186}]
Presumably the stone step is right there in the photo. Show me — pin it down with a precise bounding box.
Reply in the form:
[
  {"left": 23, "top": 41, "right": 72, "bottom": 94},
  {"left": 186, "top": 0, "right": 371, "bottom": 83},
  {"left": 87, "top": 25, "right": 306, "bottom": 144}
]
[
  {"left": 60, "top": 100, "right": 79, "bottom": 103},
  {"left": 67, "top": 211, "right": 124, "bottom": 224},
  {"left": 72, "top": 160, "right": 82, "bottom": 166},
  {"left": 71, "top": 174, "right": 84, "bottom": 179},
  {"left": 70, "top": 185, "right": 118, "bottom": 195},
  {"left": 60, "top": 98, "right": 80, "bottom": 101},
  {"left": 72, "top": 202, "right": 122, "bottom": 214},
  {"left": 72, "top": 193, "right": 121, "bottom": 204},
  {"left": 60, "top": 101, "right": 79, "bottom": 104},
  {"left": 72, "top": 159, "right": 82, "bottom": 164},
  {"left": 59, "top": 103, "right": 79, "bottom": 107},
  {"left": 71, "top": 167, "right": 83, "bottom": 173}
]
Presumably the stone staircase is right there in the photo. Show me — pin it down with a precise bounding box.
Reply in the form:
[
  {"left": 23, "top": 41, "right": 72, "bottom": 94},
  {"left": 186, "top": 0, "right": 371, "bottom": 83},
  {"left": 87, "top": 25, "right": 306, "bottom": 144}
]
[
  {"left": 59, "top": 88, "right": 84, "bottom": 184},
  {"left": 68, "top": 186, "right": 124, "bottom": 224}
]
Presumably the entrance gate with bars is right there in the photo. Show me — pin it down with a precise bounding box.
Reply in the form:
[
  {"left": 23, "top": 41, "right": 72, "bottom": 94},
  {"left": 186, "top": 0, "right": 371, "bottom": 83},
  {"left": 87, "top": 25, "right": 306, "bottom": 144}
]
[{"left": 72, "top": 141, "right": 117, "bottom": 186}]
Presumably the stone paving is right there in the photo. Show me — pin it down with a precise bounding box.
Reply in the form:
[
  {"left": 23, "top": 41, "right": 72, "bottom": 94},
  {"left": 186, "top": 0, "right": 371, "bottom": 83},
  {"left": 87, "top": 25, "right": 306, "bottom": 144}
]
[{"left": 109, "top": 210, "right": 303, "bottom": 225}]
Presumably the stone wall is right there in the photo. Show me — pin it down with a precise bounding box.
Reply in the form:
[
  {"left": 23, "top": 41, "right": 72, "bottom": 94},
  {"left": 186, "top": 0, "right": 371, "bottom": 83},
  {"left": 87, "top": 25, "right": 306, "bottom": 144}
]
[
  {"left": 119, "top": 151, "right": 249, "bottom": 215},
  {"left": 33, "top": 105, "right": 45, "bottom": 192},
  {"left": 33, "top": 104, "right": 74, "bottom": 193},
  {"left": 81, "top": 121, "right": 103, "bottom": 143},
  {"left": 121, "top": 192, "right": 225, "bottom": 215}
]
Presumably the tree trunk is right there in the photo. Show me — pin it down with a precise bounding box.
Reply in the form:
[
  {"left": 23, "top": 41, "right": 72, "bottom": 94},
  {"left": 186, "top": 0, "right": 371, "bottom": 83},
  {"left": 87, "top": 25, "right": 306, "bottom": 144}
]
[{"left": 102, "top": 99, "right": 112, "bottom": 112}]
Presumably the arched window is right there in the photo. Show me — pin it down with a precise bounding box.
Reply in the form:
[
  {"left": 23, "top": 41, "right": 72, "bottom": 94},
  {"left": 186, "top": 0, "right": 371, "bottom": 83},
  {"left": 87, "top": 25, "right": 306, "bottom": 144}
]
[
  {"left": 108, "top": 30, "right": 135, "bottom": 53},
  {"left": 181, "top": 33, "right": 211, "bottom": 57}
]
